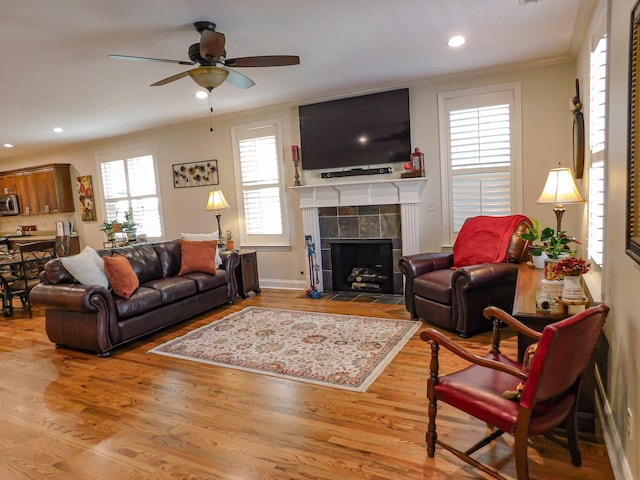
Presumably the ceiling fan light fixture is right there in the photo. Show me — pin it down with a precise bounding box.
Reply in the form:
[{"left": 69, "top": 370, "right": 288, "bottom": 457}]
[{"left": 188, "top": 67, "right": 229, "bottom": 90}]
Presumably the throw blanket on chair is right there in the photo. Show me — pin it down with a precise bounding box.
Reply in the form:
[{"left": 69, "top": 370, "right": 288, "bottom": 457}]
[{"left": 453, "top": 214, "right": 530, "bottom": 268}]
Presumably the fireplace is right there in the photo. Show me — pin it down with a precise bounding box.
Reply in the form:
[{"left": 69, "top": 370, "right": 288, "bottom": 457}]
[
  {"left": 330, "top": 239, "right": 394, "bottom": 294},
  {"left": 293, "top": 177, "right": 427, "bottom": 293}
]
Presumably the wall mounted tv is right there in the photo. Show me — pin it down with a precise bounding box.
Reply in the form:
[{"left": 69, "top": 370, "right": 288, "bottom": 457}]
[{"left": 298, "top": 88, "right": 410, "bottom": 171}]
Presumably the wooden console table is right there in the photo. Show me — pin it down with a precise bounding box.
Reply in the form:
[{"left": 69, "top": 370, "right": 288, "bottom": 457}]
[{"left": 513, "top": 263, "right": 597, "bottom": 434}]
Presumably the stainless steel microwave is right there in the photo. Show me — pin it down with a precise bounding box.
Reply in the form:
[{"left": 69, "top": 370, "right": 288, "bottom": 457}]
[{"left": 0, "top": 194, "right": 20, "bottom": 215}]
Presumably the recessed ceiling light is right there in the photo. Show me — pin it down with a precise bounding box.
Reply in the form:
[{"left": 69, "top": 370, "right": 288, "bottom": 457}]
[
  {"left": 448, "top": 35, "right": 466, "bottom": 48},
  {"left": 53, "top": 127, "right": 64, "bottom": 133},
  {"left": 3, "top": 143, "right": 14, "bottom": 148},
  {"left": 195, "top": 91, "right": 208, "bottom": 99}
]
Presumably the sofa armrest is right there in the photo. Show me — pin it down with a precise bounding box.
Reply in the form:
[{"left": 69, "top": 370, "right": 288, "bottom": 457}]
[
  {"left": 220, "top": 250, "right": 240, "bottom": 300},
  {"left": 30, "top": 283, "right": 113, "bottom": 313},
  {"left": 452, "top": 262, "right": 519, "bottom": 291},
  {"left": 399, "top": 252, "right": 453, "bottom": 317},
  {"left": 399, "top": 252, "right": 453, "bottom": 279}
]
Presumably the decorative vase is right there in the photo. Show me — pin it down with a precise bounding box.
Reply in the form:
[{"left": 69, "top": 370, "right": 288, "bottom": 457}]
[
  {"left": 542, "top": 252, "right": 569, "bottom": 280},
  {"left": 561, "top": 275, "right": 584, "bottom": 302},
  {"left": 531, "top": 254, "right": 545, "bottom": 269},
  {"left": 226, "top": 240, "right": 235, "bottom": 251}
]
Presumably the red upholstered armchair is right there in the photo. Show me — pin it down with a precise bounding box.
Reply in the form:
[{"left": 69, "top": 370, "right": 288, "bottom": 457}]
[
  {"left": 399, "top": 215, "right": 531, "bottom": 337},
  {"left": 421, "top": 304, "right": 609, "bottom": 480}
]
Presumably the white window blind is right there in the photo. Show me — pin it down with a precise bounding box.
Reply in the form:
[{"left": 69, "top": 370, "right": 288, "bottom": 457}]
[
  {"left": 588, "top": 33, "right": 607, "bottom": 266},
  {"left": 439, "top": 85, "right": 522, "bottom": 244},
  {"left": 590, "top": 36, "right": 607, "bottom": 156},
  {"left": 98, "top": 147, "right": 163, "bottom": 239},
  {"left": 232, "top": 121, "right": 289, "bottom": 246}
]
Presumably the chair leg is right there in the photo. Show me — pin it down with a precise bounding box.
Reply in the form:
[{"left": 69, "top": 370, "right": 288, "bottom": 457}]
[
  {"left": 564, "top": 400, "right": 582, "bottom": 466},
  {"left": 426, "top": 341, "right": 440, "bottom": 457},
  {"left": 514, "top": 410, "right": 532, "bottom": 480}
]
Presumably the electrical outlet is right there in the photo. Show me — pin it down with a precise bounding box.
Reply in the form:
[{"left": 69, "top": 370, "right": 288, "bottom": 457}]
[{"left": 627, "top": 408, "right": 634, "bottom": 440}]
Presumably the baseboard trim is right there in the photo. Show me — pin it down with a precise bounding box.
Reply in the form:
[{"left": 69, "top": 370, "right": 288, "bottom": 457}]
[
  {"left": 595, "top": 366, "right": 634, "bottom": 480},
  {"left": 259, "top": 279, "right": 307, "bottom": 290}
]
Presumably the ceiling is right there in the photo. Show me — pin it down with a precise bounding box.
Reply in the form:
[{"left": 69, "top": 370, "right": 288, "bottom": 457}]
[{"left": 0, "top": 0, "right": 594, "bottom": 162}]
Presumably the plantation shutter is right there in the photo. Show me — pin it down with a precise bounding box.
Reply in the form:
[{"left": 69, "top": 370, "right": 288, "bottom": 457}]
[
  {"left": 588, "top": 33, "right": 607, "bottom": 266},
  {"left": 98, "top": 147, "right": 163, "bottom": 239},
  {"left": 439, "top": 85, "right": 521, "bottom": 245},
  {"left": 232, "top": 121, "right": 289, "bottom": 246}
]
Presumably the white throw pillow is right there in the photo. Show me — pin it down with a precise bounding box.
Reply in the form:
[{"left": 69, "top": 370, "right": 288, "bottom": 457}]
[
  {"left": 180, "top": 232, "right": 223, "bottom": 267},
  {"left": 60, "top": 245, "right": 109, "bottom": 288}
]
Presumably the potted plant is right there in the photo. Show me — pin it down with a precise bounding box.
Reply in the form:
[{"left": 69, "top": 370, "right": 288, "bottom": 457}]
[
  {"left": 553, "top": 256, "right": 590, "bottom": 301},
  {"left": 520, "top": 219, "right": 545, "bottom": 268},
  {"left": 122, "top": 211, "right": 138, "bottom": 242},
  {"left": 224, "top": 229, "right": 235, "bottom": 251},
  {"left": 539, "top": 228, "right": 579, "bottom": 280}
]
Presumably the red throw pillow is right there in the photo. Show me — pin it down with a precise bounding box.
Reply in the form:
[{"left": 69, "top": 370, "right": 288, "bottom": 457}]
[
  {"left": 103, "top": 254, "right": 139, "bottom": 299},
  {"left": 178, "top": 239, "right": 218, "bottom": 275}
]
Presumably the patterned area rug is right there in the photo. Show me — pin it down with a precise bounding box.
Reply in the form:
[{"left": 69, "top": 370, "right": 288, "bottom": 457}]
[{"left": 149, "top": 306, "right": 420, "bottom": 392}]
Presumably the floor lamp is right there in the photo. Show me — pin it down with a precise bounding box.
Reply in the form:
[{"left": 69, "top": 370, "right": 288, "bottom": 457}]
[
  {"left": 537, "top": 163, "right": 585, "bottom": 233},
  {"left": 205, "top": 189, "right": 230, "bottom": 239}
]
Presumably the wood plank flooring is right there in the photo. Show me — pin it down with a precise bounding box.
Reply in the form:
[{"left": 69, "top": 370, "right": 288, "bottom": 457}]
[{"left": 0, "top": 289, "right": 614, "bottom": 479}]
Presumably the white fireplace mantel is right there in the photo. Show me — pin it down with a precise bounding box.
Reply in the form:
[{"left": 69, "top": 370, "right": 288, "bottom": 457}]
[{"left": 291, "top": 177, "right": 428, "bottom": 291}]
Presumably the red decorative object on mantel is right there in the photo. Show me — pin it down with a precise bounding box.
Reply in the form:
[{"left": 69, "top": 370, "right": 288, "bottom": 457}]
[{"left": 401, "top": 147, "right": 425, "bottom": 178}]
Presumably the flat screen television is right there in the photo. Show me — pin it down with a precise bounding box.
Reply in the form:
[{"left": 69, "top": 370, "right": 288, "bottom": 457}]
[{"left": 298, "top": 88, "right": 410, "bottom": 171}]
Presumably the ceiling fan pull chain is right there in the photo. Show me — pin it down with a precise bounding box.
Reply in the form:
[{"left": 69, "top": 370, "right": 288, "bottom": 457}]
[{"left": 208, "top": 90, "right": 214, "bottom": 132}]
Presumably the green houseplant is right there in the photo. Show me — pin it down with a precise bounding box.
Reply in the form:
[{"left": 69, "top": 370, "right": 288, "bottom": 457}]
[{"left": 122, "top": 211, "right": 138, "bottom": 242}]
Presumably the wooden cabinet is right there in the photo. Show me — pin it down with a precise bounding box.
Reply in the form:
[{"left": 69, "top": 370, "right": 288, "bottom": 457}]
[
  {"left": 12, "top": 164, "right": 75, "bottom": 215},
  {"left": 0, "top": 174, "right": 17, "bottom": 194},
  {"left": 235, "top": 250, "right": 261, "bottom": 298}
]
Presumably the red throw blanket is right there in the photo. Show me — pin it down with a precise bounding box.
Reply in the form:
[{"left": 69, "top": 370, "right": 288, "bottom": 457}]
[{"left": 453, "top": 214, "right": 530, "bottom": 268}]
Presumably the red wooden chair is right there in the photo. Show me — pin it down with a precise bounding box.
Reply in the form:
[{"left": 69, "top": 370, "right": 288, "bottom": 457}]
[{"left": 420, "top": 304, "right": 609, "bottom": 480}]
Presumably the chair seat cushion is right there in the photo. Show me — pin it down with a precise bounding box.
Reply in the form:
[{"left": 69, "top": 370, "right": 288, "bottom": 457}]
[
  {"left": 435, "top": 353, "right": 575, "bottom": 435},
  {"left": 413, "top": 269, "right": 454, "bottom": 304}
]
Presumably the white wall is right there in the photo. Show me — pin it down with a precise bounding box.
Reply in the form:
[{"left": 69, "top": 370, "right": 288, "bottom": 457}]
[{"left": 602, "top": 1, "right": 640, "bottom": 478}]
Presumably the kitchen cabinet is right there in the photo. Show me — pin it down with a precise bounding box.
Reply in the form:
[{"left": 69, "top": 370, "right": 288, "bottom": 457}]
[
  {"left": 0, "top": 174, "right": 17, "bottom": 194},
  {"left": 12, "top": 164, "right": 75, "bottom": 215}
]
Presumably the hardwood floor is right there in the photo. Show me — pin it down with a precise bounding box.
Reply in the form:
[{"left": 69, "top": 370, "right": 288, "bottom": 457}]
[{"left": 0, "top": 289, "right": 613, "bottom": 479}]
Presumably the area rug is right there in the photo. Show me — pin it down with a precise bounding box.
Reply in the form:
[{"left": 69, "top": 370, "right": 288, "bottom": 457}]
[{"left": 149, "top": 306, "right": 420, "bottom": 392}]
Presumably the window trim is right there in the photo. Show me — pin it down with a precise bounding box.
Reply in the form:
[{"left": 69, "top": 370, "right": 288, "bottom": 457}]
[
  {"left": 95, "top": 143, "right": 165, "bottom": 241},
  {"left": 438, "top": 82, "right": 523, "bottom": 246},
  {"left": 231, "top": 119, "right": 290, "bottom": 247}
]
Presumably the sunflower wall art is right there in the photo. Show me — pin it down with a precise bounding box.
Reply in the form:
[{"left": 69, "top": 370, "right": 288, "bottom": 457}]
[
  {"left": 172, "top": 160, "right": 219, "bottom": 188},
  {"left": 77, "top": 175, "right": 97, "bottom": 221}
]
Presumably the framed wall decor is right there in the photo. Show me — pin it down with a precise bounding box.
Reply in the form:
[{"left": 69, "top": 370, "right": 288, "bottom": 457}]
[
  {"left": 627, "top": 0, "right": 640, "bottom": 264},
  {"left": 172, "top": 160, "right": 219, "bottom": 188},
  {"left": 572, "top": 79, "right": 584, "bottom": 180},
  {"left": 76, "top": 175, "right": 97, "bottom": 221}
]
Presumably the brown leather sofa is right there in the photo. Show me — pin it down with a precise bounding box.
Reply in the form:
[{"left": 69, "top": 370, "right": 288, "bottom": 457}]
[
  {"left": 399, "top": 216, "right": 531, "bottom": 337},
  {"left": 30, "top": 240, "right": 239, "bottom": 357}
]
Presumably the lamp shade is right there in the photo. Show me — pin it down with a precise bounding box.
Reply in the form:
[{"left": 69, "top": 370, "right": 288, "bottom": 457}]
[
  {"left": 205, "top": 189, "right": 230, "bottom": 213},
  {"left": 537, "top": 164, "right": 585, "bottom": 206}
]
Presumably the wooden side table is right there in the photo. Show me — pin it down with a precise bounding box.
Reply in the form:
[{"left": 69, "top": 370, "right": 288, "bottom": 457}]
[
  {"left": 513, "top": 263, "right": 597, "bottom": 434},
  {"left": 235, "top": 250, "right": 261, "bottom": 298}
]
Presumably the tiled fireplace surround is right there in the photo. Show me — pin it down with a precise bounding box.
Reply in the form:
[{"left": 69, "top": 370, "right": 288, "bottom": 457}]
[{"left": 294, "top": 178, "right": 427, "bottom": 293}]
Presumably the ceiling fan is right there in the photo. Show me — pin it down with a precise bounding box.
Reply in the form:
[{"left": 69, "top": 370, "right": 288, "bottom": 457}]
[{"left": 109, "top": 21, "right": 300, "bottom": 91}]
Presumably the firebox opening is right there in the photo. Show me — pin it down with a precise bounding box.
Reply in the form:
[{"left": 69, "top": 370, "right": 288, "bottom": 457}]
[{"left": 330, "top": 239, "right": 394, "bottom": 294}]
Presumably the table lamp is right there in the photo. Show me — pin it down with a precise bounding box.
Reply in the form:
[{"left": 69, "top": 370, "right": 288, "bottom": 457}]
[
  {"left": 205, "top": 189, "right": 230, "bottom": 237},
  {"left": 537, "top": 163, "right": 585, "bottom": 233}
]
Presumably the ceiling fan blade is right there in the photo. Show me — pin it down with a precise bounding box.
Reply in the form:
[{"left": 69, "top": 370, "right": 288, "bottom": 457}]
[
  {"left": 223, "top": 67, "right": 255, "bottom": 89},
  {"left": 109, "top": 54, "right": 195, "bottom": 66},
  {"left": 150, "top": 70, "right": 192, "bottom": 86},
  {"left": 199, "top": 30, "right": 226, "bottom": 60},
  {"left": 224, "top": 55, "right": 300, "bottom": 68}
]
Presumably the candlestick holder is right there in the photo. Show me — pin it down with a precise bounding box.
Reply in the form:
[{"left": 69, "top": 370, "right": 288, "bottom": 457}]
[{"left": 292, "top": 145, "right": 301, "bottom": 186}]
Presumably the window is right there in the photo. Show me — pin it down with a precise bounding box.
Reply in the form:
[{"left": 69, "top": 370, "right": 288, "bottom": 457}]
[
  {"left": 231, "top": 120, "right": 289, "bottom": 246},
  {"left": 588, "top": 33, "right": 607, "bottom": 267},
  {"left": 438, "top": 84, "right": 523, "bottom": 245},
  {"left": 97, "top": 145, "right": 163, "bottom": 240}
]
